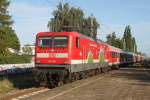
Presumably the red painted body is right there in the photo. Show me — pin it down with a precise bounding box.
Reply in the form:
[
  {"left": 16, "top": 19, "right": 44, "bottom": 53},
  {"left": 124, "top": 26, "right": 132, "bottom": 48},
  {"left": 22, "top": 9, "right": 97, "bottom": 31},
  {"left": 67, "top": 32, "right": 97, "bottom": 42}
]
[{"left": 35, "top": 32, "right": 144, "bottom": 66}]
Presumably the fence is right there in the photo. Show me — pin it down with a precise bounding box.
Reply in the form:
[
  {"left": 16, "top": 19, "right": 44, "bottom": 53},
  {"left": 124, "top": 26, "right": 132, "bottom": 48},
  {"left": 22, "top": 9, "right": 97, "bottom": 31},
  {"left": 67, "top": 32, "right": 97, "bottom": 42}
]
[{"left": 0, "top": 63, "right": 34, "bottom": 76}]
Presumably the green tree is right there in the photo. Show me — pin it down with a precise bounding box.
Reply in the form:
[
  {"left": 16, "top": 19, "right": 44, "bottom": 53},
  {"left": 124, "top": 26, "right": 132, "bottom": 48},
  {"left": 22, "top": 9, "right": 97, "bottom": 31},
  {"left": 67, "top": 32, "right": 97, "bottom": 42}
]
[
  {"left": 111, "top": 32, "right": 116, "bottom": 45},
  {"left": 132, "top": 37, "right": 137, "bottom": 53},
  {"left": 106, "top": 25, "right": 139, "bottom": 54},
  {"left": 106, "top": 32, "right": 123, "bottom": 49},
  {"left": 106, "top": 34, "right": 111, "bottom": 45},
  {"left": 48, "top": 2, "right": 99, "bottom": 39},
  {"left": 122, "top": 25, "right": 133, "bottom": 52},
  {"left": 22, "top": 46, "right": 33, "bottom": 55},
  {"left": 0, "top": 0, "right": 20, "bottom": 55},
  {"left": 115, "top": 38, "right": 123, "bottom": 49}
]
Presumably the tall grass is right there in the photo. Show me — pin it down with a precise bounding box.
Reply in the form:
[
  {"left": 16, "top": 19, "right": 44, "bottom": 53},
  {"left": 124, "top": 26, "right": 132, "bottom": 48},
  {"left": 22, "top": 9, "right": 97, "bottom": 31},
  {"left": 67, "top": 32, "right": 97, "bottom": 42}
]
[
  {"left": 0, "top": 73, "right": 38, "bottom": 94},
  {"left": 0, "top": 78, "right": 13, "bottom": 94}
]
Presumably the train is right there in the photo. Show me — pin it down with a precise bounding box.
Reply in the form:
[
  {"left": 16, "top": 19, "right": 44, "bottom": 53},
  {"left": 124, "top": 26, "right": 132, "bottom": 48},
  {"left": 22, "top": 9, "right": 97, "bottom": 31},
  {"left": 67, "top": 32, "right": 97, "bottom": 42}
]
[{"left": 34, "top": 32, "right": 144, "bottom": 88}]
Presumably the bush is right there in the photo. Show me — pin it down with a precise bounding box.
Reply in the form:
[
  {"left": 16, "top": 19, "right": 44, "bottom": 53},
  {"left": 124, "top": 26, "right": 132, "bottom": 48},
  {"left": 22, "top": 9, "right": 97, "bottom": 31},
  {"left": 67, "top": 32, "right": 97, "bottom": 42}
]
[
  {"left": 0, "top": 78, "right": 13, "bottom": 93},
  {"left": 0, "top": 54, "right": 6, "bottom": 64},
  {"left": 0, "top": 55, "right": 32, "bottom": 64}
]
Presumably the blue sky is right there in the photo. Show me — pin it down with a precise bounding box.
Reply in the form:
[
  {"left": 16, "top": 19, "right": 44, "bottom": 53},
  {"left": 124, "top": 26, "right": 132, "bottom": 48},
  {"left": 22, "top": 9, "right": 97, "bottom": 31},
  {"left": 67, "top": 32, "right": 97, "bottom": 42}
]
[{"left": 9, "top": 0, "right": 150, "bottom": 55}]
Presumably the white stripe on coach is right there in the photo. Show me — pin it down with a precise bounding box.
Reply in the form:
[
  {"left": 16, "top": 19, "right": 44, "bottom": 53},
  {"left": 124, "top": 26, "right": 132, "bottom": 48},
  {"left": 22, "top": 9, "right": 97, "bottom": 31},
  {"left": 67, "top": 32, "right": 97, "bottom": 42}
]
[{"left": 71, "top": 59, "right": 100, "bottom": 64}]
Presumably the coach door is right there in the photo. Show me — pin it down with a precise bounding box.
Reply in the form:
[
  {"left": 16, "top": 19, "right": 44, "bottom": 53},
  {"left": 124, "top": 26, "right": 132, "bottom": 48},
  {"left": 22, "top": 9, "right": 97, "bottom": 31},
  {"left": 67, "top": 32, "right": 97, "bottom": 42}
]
[
  {"left": 80, "top": 39, "right": 85, "bottom": 71},
  {"left": 82, "top": 45, "right": 87, "bottom": 70},
  {"left": 76, "top": 37, "right": 84, "bottom": 71}
]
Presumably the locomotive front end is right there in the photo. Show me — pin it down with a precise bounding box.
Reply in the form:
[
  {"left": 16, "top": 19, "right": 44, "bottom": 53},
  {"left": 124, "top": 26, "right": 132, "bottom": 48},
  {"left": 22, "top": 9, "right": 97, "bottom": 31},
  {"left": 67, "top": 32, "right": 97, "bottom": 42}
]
[
  {"left": 35, "top": 34, "right": 70, "bottom": 65},
  {"left": 34, "top": 32, "right": 71, "bottom": 88}
]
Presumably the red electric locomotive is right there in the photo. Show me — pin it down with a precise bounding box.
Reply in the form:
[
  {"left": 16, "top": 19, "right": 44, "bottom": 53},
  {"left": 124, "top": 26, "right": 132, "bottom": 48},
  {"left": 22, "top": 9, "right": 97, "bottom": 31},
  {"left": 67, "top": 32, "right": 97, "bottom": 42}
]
[{"left": 35, "top": 32, "right": 109, "bottom": 87}]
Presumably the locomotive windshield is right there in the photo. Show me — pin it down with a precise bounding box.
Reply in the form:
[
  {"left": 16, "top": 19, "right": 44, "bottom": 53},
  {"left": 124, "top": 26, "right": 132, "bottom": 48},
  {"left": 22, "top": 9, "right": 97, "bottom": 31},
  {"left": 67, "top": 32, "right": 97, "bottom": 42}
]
[
  {"left": 38, "top": 36, "right": 68, "bottom": 48},
  {"left": 38, "top": 37, "right": 52, "bottom": 47},
  {"left": 54, "top": 37, "right": 68, "bottom": 47}
]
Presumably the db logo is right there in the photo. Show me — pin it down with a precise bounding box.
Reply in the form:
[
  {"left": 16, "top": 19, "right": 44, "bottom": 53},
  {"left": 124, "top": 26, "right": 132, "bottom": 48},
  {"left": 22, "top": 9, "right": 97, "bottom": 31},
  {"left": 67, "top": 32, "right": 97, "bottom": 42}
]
[
  {"left": 49, "top": 53, "right": 56, "bottom": 58},
  {"left": 50, "top": 49, "right": 55, "bottom": 52}
]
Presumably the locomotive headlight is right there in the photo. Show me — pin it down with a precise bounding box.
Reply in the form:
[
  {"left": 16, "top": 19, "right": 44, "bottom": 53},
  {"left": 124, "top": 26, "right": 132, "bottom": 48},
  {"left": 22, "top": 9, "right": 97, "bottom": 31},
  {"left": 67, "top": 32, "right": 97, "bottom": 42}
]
[
  {"left": 36, "top": 60, "right": 40, "bottom": 63},
  {"left": 64, "top": 60, "right": 68, "bottom": 64}
]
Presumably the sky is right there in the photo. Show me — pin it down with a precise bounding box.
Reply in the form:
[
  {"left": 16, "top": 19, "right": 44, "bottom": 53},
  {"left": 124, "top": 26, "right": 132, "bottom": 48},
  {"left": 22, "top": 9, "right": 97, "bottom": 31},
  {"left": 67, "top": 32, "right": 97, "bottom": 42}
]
[{"left": 9, "top": 0, "right": 150, "bottom": 56}]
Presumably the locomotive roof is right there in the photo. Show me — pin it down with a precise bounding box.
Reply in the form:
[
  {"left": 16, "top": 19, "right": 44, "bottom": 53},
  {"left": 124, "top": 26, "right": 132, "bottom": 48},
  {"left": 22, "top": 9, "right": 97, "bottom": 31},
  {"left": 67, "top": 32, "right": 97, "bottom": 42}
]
[{"left": 36, "top": 31, "right": 96, "bottom": 41}]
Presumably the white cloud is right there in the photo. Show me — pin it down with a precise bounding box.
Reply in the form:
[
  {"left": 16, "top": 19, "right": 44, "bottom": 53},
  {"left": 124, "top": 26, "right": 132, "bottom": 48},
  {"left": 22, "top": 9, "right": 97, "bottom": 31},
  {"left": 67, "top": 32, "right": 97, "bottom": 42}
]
[{"left": 9, "top": 1, "right": 53, "bottom": 45}]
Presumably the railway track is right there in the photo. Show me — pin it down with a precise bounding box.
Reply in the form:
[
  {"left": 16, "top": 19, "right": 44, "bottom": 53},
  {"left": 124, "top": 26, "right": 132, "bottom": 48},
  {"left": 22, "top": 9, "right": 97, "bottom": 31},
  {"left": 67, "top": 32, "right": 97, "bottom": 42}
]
[
  {"left": 1, "top": 63, "right": 149, "bottom": 100},
  {"left": 0, "top": 87, "right": 48, "bottom": 100},
  {"left": 1, "top": 68, "right": 118, "bottom": 100},
  {"left": 16, "top": 67, "right": 150, "bottom": 100}
]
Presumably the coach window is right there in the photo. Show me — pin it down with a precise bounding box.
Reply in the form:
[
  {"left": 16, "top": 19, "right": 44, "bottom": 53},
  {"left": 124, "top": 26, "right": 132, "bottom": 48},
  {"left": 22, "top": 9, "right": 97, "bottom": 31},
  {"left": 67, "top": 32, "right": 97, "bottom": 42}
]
[
  {"left": 114, "top": 52, "right": 116, "bottom": 58},
  {"left": 76, "top": 37, "right": 80, "bottom": 48},
  {"left": 115, "top": 53, "right": 117, "bottom": 58},
  {"left": 111, "top": 52, "right": 114, "bottom": 58},
  {"left": 113, "top": 52, "right": 115, "bottom": 58},
  {"left": 117, "top": 53, "right": 119, "bottom": 57}
]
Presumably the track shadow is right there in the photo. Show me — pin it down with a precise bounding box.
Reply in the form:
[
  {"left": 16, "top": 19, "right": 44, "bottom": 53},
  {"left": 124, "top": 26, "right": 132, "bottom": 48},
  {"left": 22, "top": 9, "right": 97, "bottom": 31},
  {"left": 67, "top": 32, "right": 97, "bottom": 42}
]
[
  {"left": 130, "top": 83, "right": 150, "bottom": 87},
  {"left": 111, "top": 66, "right": 150, "bottom": 84},
  {"left": 0, "top": 70, "right": 39, "bottom": 89}
]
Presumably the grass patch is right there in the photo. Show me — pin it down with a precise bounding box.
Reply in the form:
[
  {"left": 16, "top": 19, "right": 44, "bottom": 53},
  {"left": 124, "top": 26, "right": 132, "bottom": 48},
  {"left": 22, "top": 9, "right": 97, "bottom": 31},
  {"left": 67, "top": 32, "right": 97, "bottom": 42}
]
[{"left": 0, "top": 55, "right": 32, "bottom": 64}]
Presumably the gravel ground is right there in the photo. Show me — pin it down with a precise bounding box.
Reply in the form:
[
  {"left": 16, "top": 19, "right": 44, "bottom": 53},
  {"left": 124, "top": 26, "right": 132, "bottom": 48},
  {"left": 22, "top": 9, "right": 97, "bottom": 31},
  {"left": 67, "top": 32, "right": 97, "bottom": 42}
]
[{"left": 13, "top": 67, "right": 150, "bottom": 100}]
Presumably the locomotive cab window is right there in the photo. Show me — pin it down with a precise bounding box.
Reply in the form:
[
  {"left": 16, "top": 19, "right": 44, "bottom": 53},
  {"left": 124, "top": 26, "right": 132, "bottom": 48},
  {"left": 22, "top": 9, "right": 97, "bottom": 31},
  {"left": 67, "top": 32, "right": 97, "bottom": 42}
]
[
  {"left": 76, "top": 37, "right": 80, "bottom": 48},
  {"left": 54, "top": 36, "right": 68, "bottom": 48},
  {"left": 38, "top": 37, "right": 52, "bottom": 47}
]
